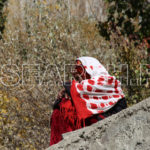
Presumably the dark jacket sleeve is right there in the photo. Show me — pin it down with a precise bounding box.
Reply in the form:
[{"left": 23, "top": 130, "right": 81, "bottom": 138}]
[
  {"left": 99, "top": 97, "right": 127, "bottom": 118},
  {"left": 53, "top": 99, "right": 62, "bottom": 110},
  {"left": 53, "top": 82, "right": 71, "bottom": 110},
  {"left": 63, "top": 81, "right": 71, "bottom": 97}
]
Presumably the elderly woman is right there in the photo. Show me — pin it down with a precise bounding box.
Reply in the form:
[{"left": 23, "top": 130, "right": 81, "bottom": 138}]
[{"left": 50, "top": 56, "right": 127, "bottom": 146}]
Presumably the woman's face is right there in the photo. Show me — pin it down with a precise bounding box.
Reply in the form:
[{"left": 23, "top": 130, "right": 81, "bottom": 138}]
[{"left": 72, "top": 60, "right": 90, "bottom": 82}]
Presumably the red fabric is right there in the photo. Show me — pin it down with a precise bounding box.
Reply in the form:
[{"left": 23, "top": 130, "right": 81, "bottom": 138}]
[
  {"left": 50, "top": 97, "right": 82, "bottom": 146},
  {"left": 70, "top": 80, "right": 93, "bottom": 120},
  {"left": 50, "top": 109, "right": 71, "bottom": 146},
  {"left": 70, "top": 78, "right": 125, "bottom": 120},
  {"left": 49, "top": 97, "right": 106, "bottom": 146},
  {"left": 99, "top": 114, "right": 105, "bottom": 119}
]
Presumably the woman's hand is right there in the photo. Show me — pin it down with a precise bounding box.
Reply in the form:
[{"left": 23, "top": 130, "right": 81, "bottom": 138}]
[
  {"left": 57, "top": 88, "right": 65, "bottom": 99},
  {"left": 64, "top": 92, "right": 71, "bottom": 99},
  {"left": 57, "top": 88, "right": 71, "bottom": 100}
]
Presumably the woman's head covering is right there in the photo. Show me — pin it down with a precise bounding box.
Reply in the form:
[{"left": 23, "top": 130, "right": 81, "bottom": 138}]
[
  {"left": 70, "top": 56, "right": 125, "bottom": 120},
  {"left": 76, "top": 56, "right": 109, "bottom": 78}
]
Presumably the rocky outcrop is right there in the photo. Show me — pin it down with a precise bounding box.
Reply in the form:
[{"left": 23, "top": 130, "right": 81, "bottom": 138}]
[{"left": 47, "top": 97, "right": 150, "bottom": 150}]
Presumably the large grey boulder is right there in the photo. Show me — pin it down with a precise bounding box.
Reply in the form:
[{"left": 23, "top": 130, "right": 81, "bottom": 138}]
[{"left": 47, "top": 97, "right": 150, "bottom": 150}]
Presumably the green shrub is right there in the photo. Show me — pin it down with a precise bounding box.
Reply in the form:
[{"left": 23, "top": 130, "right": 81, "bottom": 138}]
[{"left": 0, "top": 0, "right": 8, "bottom": 39}]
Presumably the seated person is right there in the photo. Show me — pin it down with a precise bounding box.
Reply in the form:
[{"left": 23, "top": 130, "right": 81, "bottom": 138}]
[{"left": 50, "top": 56, "right": 127, "bottom": 146}]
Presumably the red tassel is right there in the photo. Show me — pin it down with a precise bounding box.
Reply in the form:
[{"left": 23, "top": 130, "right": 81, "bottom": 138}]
[{"left": 59, "top": 98, "right": 83, "bottom": 130}]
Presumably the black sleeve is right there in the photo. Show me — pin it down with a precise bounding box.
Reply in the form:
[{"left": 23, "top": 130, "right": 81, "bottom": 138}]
[
  {"left": 53, "top": 99, "right": 61, "bottom": 110},
  {"left": 53, "top": 82, "right": 71, "bottom": 110},
  {"left": 102, "top": 97, "right": 127, "bottom": 117},
  {"left": 63, "top": 81, "right": 71, "bottom": 97}
]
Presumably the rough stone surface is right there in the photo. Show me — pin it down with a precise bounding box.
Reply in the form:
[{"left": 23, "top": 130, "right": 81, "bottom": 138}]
[{"left": 47, "top": 97, "right": 150, "bottom": 150}]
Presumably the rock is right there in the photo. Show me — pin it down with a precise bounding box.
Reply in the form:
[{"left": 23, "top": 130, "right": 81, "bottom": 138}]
[{"left": 46, "top": 97, "right": 150, "bottom": 150}]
